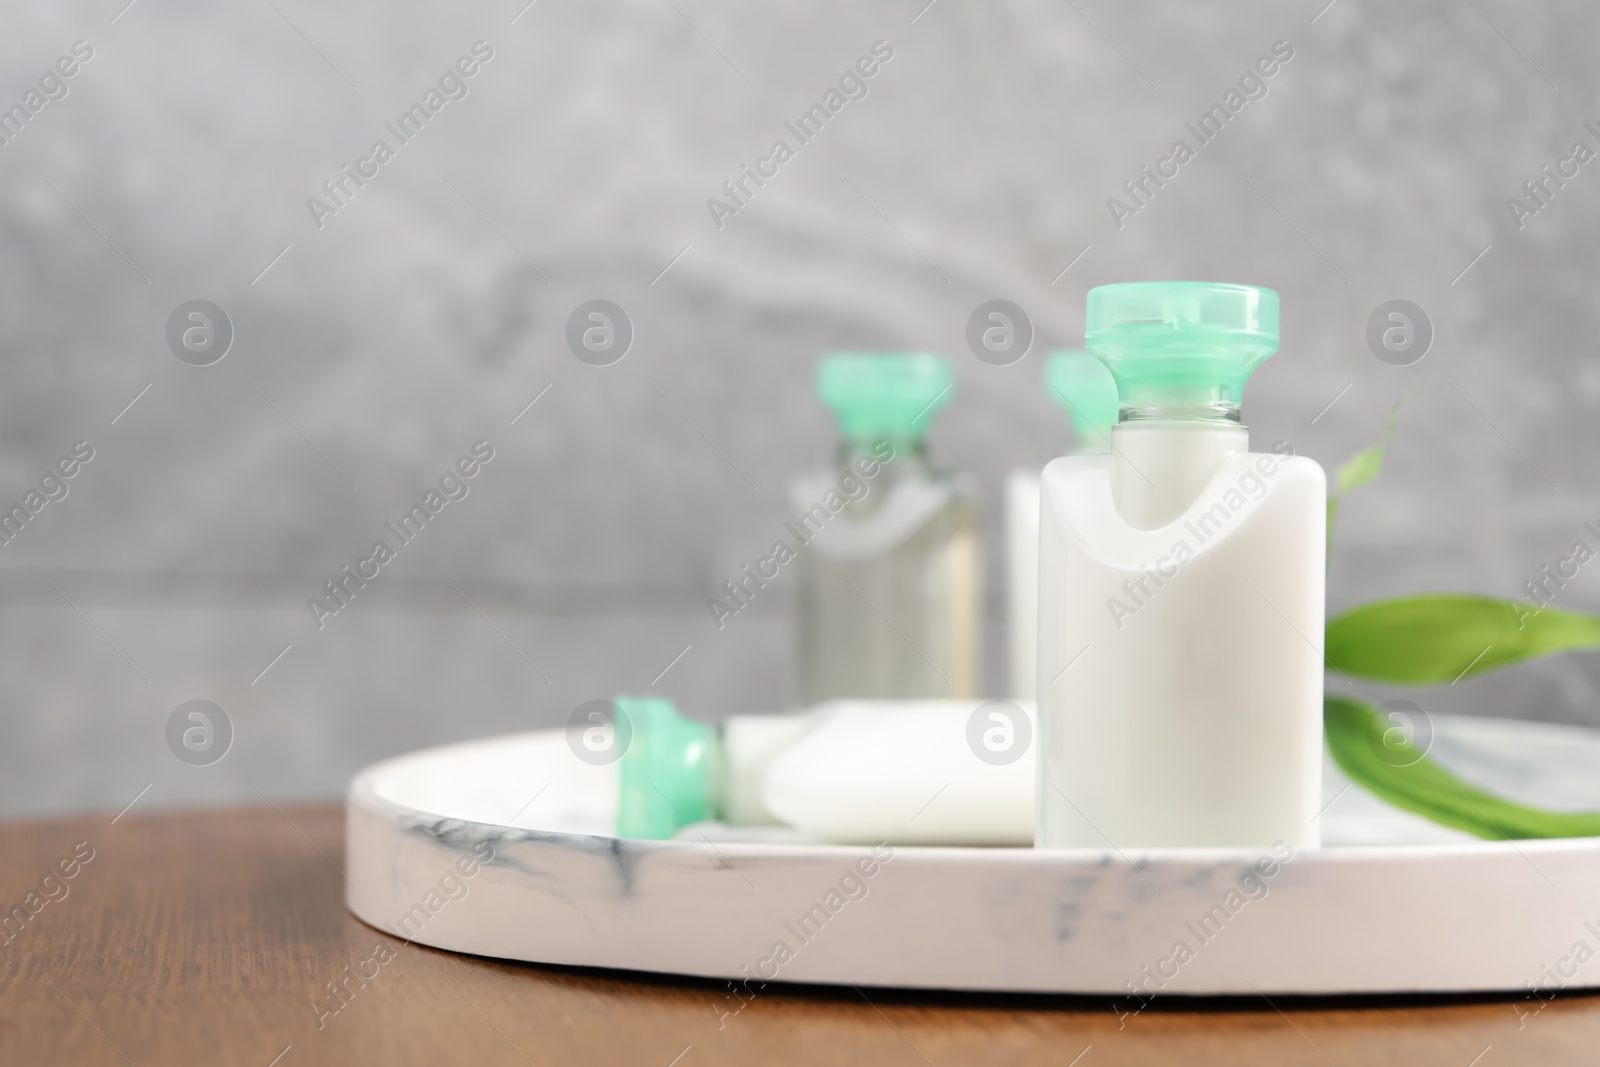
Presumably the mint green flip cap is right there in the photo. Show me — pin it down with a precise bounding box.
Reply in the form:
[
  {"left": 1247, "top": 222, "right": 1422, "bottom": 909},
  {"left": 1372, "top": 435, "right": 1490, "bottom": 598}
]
[
  {"left": 818, "top": 352, "right": 952, "bottom": 440},
  {"left": 1084, "top": 282, "right": 1279, "bottom": 410},
  {"left": 615, "top": 695, "right": 719, "bottom": 840},
  {"left": 1046, "top": 350, "right": 1118, "bottom": 451}
]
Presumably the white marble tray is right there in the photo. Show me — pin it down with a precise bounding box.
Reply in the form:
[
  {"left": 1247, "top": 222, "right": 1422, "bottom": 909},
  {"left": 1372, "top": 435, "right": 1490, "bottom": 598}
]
[{"left": 345, "top": 714, "right": 1600, "bottom": 995}]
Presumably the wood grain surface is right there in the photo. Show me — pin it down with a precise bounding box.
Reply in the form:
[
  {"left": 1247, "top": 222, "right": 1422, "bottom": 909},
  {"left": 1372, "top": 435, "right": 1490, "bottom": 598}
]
[{"left": 0, "top": 805, "right": 1591, "bottom": 1066}]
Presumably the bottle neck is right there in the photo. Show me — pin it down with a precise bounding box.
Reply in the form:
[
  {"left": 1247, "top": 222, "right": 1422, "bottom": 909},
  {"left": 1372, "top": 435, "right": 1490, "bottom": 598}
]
[
  {"left": 1110, "top": 412, "right": 1248, "bottom": 530},
  {"left": 833, "top": 435, "right": 925, "bottom": 516},
  {"left": 1120, "top": 401, "right": 1241, "bottom": 425},
  {"left": 835, "top": 435, "right": 925, "bottom": 478}
]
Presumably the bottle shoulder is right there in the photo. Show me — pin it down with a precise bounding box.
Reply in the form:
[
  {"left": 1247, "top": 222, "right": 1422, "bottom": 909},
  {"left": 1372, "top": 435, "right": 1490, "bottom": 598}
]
[
  {"left": 1042, "top": 449, "right": 1324, "bottom": 489},
  {"left": 1041, "top": 449, "right": 1323, "bottom": 556},
  {"left": 787, "top": 467, "right": 977, "bottom": 559}
]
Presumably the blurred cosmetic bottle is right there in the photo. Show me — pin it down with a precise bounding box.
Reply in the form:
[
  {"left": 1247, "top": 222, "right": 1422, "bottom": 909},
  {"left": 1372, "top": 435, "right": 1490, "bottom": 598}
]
[
  {"left": 1005, "top": 352, "right": 1118, "bottom": 701},
  {"left": 792, "top": 352, "right": 980, "bottom": 703}
]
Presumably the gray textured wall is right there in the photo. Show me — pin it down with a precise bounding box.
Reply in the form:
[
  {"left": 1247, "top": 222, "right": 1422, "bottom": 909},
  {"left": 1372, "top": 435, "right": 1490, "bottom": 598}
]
[{"left": 2, "top": 0, "right": 1598, "bottom": 817}]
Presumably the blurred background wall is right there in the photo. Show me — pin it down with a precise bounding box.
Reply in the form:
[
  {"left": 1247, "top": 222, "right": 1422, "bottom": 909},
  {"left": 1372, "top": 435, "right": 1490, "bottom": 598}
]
[{"left": 1, "top": 0, "right": 1597, "bottom": 817}]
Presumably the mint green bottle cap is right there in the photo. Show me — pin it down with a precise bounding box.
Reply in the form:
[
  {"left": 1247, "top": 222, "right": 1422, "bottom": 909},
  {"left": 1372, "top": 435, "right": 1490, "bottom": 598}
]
[
  {"left": 1046, "top": 350, "right": 1118, "bottom": 453},
  {"left": 818, "top": 352, "right": 952, "bottom": 441},
  {"left": 615, "top": 695, "right": 719, "bottom": 840},
  {"left": 1084, "top": 283, "right": 1279, "bottom": 411}
]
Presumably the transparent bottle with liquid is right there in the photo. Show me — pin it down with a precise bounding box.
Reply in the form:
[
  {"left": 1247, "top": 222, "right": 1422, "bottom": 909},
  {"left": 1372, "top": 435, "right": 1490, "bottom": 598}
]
[
  {"left": 1006, "top": 351, "right": 1118, "bottom": 701},
  {"left": 793, "top": 353, "right": 980, "bottom": 703},
  {"left": 1037, "top": 283, "right": 1326, "bottom": 850}
]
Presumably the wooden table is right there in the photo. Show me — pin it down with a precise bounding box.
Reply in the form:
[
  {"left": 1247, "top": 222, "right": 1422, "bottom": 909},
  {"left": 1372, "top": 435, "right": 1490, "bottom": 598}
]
[{"left": 0, "top": 805, "right": 1591, "bottom": 1066}]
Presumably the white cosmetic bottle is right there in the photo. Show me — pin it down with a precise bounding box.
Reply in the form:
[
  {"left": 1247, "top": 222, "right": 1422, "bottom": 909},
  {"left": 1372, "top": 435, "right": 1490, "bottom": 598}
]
[
  {"left": 612, "top": 696, "right": 1034, "bottom": 845},
  {"left": 1036, "top": 283, "right": 1325, "bottom": 850},
  {"left": 1006, "top": 351, "right": 1118, "bottom": 701}
]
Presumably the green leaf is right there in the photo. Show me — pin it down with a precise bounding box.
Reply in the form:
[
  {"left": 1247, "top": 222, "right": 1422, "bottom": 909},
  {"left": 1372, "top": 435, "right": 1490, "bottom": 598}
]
[
  {"left": 1325, "top": 695, "right": 1600, "bottom": 839},
  {"left": 1335, "top": 444, "right": 1386, "bottom": 495},
  {"left": 1326, "top": 396, "right": 1405, "bottom": 561},
  {"left": 1335, "top": 395, "right": 1404, "bottom": 494},
  {"left": 1326, "top": 594, "right": 1600, "bottom": 684}
]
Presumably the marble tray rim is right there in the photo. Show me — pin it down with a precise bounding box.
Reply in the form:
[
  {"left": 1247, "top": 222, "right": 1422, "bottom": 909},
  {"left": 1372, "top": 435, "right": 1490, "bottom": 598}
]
[{"left": 347, "top": 713, "right": 1600, "bottom": 862}]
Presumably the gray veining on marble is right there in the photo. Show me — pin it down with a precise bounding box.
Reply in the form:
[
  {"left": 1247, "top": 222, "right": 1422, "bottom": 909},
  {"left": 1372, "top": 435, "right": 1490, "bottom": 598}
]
[{"left": 345, "top": 717, "right": 1600, "bottom": 993}]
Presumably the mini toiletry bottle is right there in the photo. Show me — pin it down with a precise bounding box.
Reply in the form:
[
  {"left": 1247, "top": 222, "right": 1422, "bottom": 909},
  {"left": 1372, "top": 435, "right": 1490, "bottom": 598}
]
[
  {"left": 614, "top": 695, "right": 1033, "bottom": 845},
  {"left": 1036, "top": 283, "right": 1325, "bottom": 849},
  {"left": 793, "top": 353, "right": 980, "bottom": 703},
  {"left": 1006, "top": 352, "right": 1118, "bottom": 701}
]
